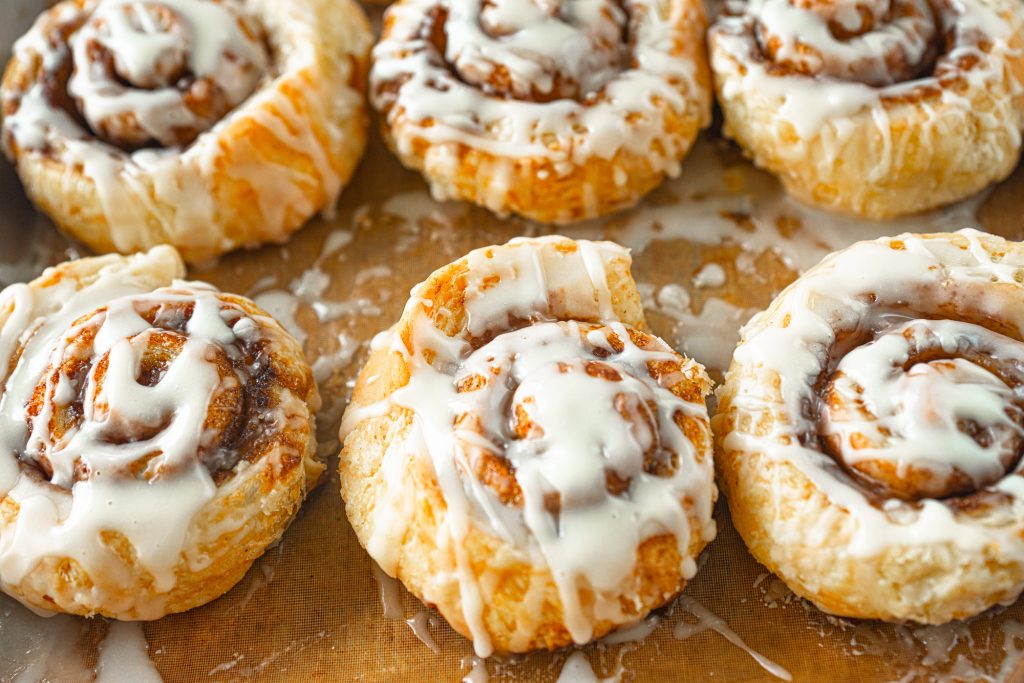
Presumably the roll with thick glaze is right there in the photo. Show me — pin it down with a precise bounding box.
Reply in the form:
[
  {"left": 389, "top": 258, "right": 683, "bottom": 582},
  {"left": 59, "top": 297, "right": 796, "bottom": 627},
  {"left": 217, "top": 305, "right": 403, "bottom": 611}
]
[
  {"left": 339, "top": 236, "right": 717, "bottom": 654},
  {"left": 715, "top": 230, "right": 1024, "bottom": 624},
  {"left": 370, "top": 0, "right": 712, "bottom": 224},
  {"left": 708, "top": 0, "right": 1024, "bottom": 218},
  {"left": 0, "top": 246, "right": 323, "bottom": 619},
  {"left": 1, "top": 0, "right": 371, "bottom": 263}
]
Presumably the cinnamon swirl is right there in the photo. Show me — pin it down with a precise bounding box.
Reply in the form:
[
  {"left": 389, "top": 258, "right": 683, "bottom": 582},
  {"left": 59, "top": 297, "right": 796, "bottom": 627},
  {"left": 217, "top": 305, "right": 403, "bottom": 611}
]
[
  {"left": 715, "top": 230, "right": 1024, "bottom": 624},
  {"left": 339, "top": 236, "right": 716, "bottom": 654},
  {"left": 708, "top": 0, "right": 1024, "bottom": 219},
  {"left": 370, "top": 0, "right": 712, "bottom": 224},
  {"left": 2, "top": 0, "right": 371, "bottom": 263},
  {"left": 0, "top": 246, "right": 323, "bottom": 619}
]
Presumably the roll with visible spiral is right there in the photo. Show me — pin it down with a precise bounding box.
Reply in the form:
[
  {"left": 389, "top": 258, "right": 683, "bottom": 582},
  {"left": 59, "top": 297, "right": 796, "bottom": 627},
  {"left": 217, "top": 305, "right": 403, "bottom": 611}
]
[
  {"left": 2, "top": 0, "right": 371, "bottom": 262},
  {"left": 708, "top": 0, "right": 1024, "bottom": 218},
  {"left": 0, "top": 246, "right": 323, "bottom": 619},
  {"left": 714, "top": 230, "right": 1024, "bottom": 624},
  {"left": 339, "top": 236, "right": 717, "bottom": 654},
  {"left": 370, "top": 0, "right": 712, "bottom": 224}
]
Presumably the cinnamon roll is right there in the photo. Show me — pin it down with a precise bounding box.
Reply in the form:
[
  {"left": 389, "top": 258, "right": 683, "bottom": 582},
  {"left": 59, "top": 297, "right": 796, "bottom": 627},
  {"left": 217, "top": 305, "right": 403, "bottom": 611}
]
[
  {"left": 370, "top": 0, "right": 712, "bottom": 224},
  {"left": 2, "top": 0, "right": 371, "bottom": 263},
  {"left": 714, "top": 230, "right": 1024, "bottom": 624},
  {"left": 0, "top": 246, "right": 323, "bottom": 619},
  {"left": 339, "top": 236, "right": 716, "bottom": 654},
  {"left": 709, "top": 0, "right": 1024, "bottom": 219}
]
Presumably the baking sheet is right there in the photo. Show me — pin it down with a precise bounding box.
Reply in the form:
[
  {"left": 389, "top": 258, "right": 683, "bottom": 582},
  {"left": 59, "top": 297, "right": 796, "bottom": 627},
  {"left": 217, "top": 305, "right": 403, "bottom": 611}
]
[{"left": 3, "top": 1, "right": 1024, "bottom": 680}]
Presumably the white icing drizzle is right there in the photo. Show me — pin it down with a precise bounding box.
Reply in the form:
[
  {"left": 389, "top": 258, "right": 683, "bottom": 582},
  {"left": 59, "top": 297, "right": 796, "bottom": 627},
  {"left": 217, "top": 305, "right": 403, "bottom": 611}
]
[
  {"left": 674, "top": 595, "right": 793, "bottom": 681},
  {"left": 692, "top": 262, "right": 726, "bottom": 289},
  {"left": 0, "top": 249, "right": 283, "bottom": 616},
  {"left": 370, "top": 0, "right": 709, "bottom": 208},
  {"left": 345, "top": 237, "right": 715, "bottom": 656},
  {"left": 556, "top": 651, "right": 617, "bottom": 682},
  {"left": 709, "top": 0, "right": 1024, "bottom": 142},
  {"left": 446, "top": 0, "right": 627, "bottom": 100},
  {"left": 724, "top": 229, "right": 1024, "bottom": 558},
  {"left": 95, "top": 622, "right": 163, "bottom": 683}
]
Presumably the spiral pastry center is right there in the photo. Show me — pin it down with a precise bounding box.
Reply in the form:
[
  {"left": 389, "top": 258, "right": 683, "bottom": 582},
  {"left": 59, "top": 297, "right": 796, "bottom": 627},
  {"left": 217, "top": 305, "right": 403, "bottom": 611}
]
[
  {"left": 445, "top": 0, "right": 627, "bottom": 101},
  {"left": 820, "top": 320, "right": 1024, "bottom": 500},
  {"left": 67, "top": 0, "right": 269, "bottom": 149},
  {"left": 19, "top": 287, "right": 276, "bottom": 491},
  {"left": 452, "top": 321, "right": 687, "bottom": 514},
  {"left": 753, "top": 0, "right": 938, "bottom": 85}
]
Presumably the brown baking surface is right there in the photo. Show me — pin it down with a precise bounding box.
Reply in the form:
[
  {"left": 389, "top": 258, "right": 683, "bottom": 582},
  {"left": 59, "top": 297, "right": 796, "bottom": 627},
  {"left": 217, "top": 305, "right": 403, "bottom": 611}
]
[{"left": 4, "top": 1, "right": 1024, "bottom": 680}]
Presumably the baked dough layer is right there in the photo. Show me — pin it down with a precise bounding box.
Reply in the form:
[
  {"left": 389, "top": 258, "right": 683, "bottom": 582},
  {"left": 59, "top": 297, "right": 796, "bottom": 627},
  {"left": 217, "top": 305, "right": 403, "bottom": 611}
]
[
  {"left": 0, "top": 246, "right": 323, "bottom": 619},
  {"left": 340, "top": 236, "right": 717, "bottom": 653},
  {"left": 715, "top": 230, "right": 1024, "bottom": 624},
  {"left": 1, "top": 0, "right": 371, "bottom": 263}
]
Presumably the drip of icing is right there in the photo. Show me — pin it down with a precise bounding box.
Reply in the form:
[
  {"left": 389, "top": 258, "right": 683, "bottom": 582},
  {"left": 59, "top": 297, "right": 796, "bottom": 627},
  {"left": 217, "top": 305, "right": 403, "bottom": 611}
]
[
  {"left": 95, "top": 622, "right": 163, "bottom": 683},
  {"left": 638, "top": 283, "right": 757, "bottom": 373},
  {"left": 674, "top": 595, "right": 793, "bottom": 681},
  {"left": 600, "top": 614, "right": 660, "bottom": 645},
  {"left": 0, "top": 596, "right": 159, "bottom": 683},
  {"left": 692, "top": 262, "right": 727, "bottom": 289},
  {"left": 369, "top": 560, "right": 446, "bottom": 653},
  {"left": 203, "top": 628, "right": 330, "bottom": 678},
  {"left": 405, "top": 611, "right": 441, "bottom": 653},
  {"left": 556, "top": 651, "right": 616, "bottom": 683},
  {"left": 370, "top": 561, "right": 405, "bottom": 619},
  {"left": 461, "top": 655, "right": 490, "bottom": 683},
  {"left": 253, "top": 261, "right": 383, "bottom": 352},
  {"left": 0, "top": 595, "right": 90, "bottom": 683},
  {"left": 234, "top": 553, "right": 280, "bottom": 614}
]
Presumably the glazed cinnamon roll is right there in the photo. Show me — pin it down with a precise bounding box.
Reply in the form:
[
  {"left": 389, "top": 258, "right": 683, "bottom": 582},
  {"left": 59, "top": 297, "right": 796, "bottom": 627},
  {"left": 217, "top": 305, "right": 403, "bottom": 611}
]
[
  {"left": 339, "top": 237, "right": 716, "bottom": 654},
  {"left": 2, "top": 0, "right": 371, "bottom": 263},
  {"left": 709, "top": 0, "right": 1024, "bottom": 219},
  {"left": 0, "top": 246, "right": 322, "bottom": 619},
  {"left": 715, "top": 230, "right": 1024, "bottom": 624},
  {"left": 370, "top": 0, "right": 712, "bottom": 224}
]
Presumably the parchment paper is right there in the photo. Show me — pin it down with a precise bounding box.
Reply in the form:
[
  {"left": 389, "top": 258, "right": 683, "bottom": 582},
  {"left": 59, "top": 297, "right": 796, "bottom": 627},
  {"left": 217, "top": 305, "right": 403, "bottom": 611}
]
[{"left": 3, "top": 1, "right": 1024, "bottom": 680}]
